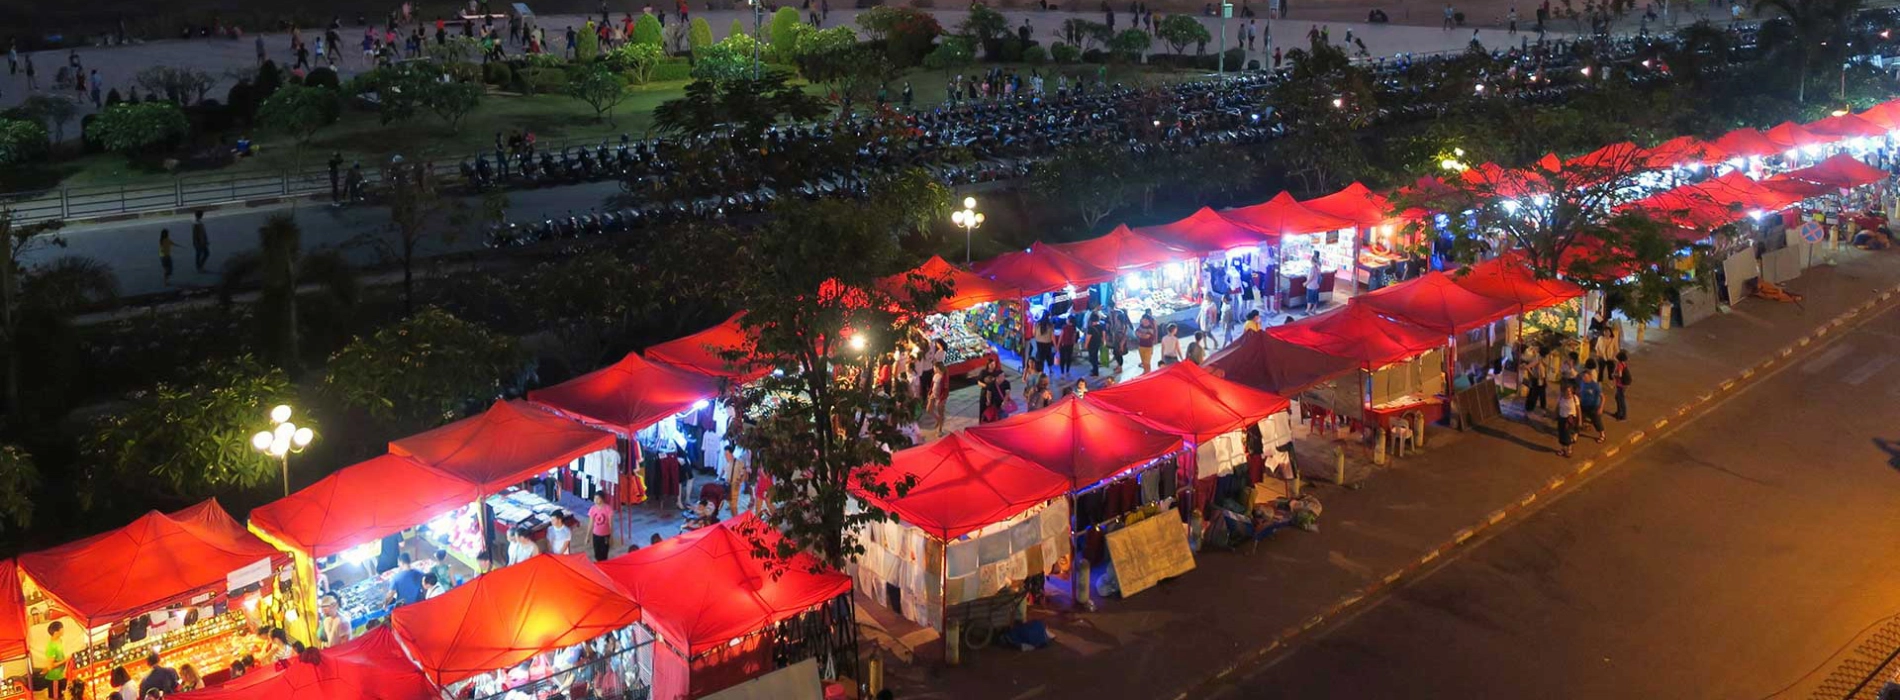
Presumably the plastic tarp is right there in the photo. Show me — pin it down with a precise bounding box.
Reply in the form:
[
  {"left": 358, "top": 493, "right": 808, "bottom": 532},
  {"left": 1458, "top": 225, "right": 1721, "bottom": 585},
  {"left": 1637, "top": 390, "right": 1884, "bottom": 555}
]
[
  {"left": 391, "top": 554, "right": 641, "bottom": 687},
  {"left": 1085, "top": 361, "right": 1290, "bottom": 442},
  {"left": 1353, "top": 271, "right": 1519, "bottom": 335},
  {"left": 1202, "top": 330, "right": 1359, "bottom": 396},
  {"left": 876, "top": 256, "right": 1016, "bottom": 314},
  {"left": 1300, "top": 182, "right": 1392, "bottom": 228},
  {"left": 1050, "top": 225, "right": 1190, "bottom": 273},
  {"left": 1763, "top": 121, "right": 1826, "bottom": 150},
  {"left": 250, "top": 455, "right": 479, "bottom": 559},
  {"left": 0, "top": 562, "right": 24, "bottom": 660},
  {"left": 530, "top": 352, "right": 723, "bottom": 434},
  {"left": 389, "top": 400, "right": 616, "bottom": 494},
  {"left": 1451, "top": 253, "right": 1584, "bottom": 313},
  {"left": 1712, "top": 128, "right": 1780, "bottom": 159},
  {"left": 19, "top": 501, "right": 282, "bottom": 627},
  {"left": 974, "top": 242, "right": 1118, "bottom": 297},
  {"left": 850, "top": 433, "right": 1070, "bottom": 541},
  {"left": 1132, "top": 207, "right": 1272, "bottom": 254},
  {"left": 1805, "top": 113, "right": 1887, "bottom": 140},
  {"left": 598, "top": 513, "right": 850, "bottom": 655},
  {"left": 173, "top": 628, "right": 436, "bottom": 700},
  {"left": 1641, "top": 136, "right": 1727, "bottom": 169},
  {"left": 1781, "top": 153, "right": 1887, "bottom": 189},
  {"left": 1268, "top": 304, "right": 1444, "bottom": 368},
  {"left": 646, "top": 313, "right": 772, "bottom": 383},
  {"left": 1220, "top": 192, "right": 1356, "bottom": 238},
  {"left": 962, "top": 396, "right": 1183, "bottom": 490}
]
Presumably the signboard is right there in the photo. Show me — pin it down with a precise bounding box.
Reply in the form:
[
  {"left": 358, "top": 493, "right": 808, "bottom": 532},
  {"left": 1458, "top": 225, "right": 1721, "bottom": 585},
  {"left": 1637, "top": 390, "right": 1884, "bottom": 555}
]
[
  {"left": 1104, "top": 510, "right": 1195, "bottom": 598},
  {"left": 1222, "top": 2, "right": 1234, "bottom": 17},
  {"left": 1678, "top": 282, "right": 1717, "bottom": 327},
  {"left": 1798, "top": 220, "right": 1826, "bottom": 243},
  {"left": 1452, "top": 379, "right": 1500, "bottom": 429},
  {"left": 226, "top": 558, "right": 274, "bottom": 593}
]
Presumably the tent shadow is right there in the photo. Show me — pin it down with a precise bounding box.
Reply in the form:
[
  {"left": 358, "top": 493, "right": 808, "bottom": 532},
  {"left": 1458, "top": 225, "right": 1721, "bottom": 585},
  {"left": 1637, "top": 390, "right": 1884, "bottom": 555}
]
[{"left": 1475, "top": 423, "right": 1558, "bottom": 454}]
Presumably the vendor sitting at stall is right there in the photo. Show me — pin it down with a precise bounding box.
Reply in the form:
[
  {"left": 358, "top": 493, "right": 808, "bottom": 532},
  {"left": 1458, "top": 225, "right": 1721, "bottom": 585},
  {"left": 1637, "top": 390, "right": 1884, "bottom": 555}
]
[{"left": 683, "top": 498, "right": 719, "bottom": 531}]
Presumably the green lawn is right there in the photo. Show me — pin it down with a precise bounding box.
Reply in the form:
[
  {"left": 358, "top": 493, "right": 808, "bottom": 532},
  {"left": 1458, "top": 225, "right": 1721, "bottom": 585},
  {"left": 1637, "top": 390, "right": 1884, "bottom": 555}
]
[{"left": 53, "top": 62, "right": 1206, "bottom": 190}]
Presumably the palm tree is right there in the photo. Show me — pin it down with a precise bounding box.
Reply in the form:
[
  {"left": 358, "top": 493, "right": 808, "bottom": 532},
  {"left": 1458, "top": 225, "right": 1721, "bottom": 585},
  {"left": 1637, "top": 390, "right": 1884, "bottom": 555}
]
[
  {"left": 220, "top": 214, "right": 357, "bottom": 372},
  {"left": 1752, "top": 0, "right": 1861, "bottom": 103}
]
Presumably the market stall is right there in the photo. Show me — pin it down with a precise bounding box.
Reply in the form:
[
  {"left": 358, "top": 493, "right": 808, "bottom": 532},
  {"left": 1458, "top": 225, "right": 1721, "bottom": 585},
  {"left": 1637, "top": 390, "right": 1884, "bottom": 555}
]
[
  {"left": 0, "top": 564, "right": 27, "bottom": 700},
  {"left": 1764, "top": 120, "right": 1829, "bottom": 162},
  {"left": 1640, "top": 136, "right": 1728, "bottom": 174},
  {"left": 1220, "top": 192, "right": 1358, "bottom": 309},
  {"left": 972, "top": 242, "right": 1119, "bottom": 364},
  {"left": 1051, "top": 226, "right": 1200, "bottom": 330},
  {"left": 1302, "top": 183, "right": 1416, "bottom": 292},
  {"left": 1269, "top": 304, "right": 1448, "bottom": 461},
  {"left": 390, "top": 554, "right": 650, "bottom": 700},
  {"left": 1201, "top": 330, "right": 1359, "bottom": 398},
  {"left": 18, "top": 501, "right": 294, "bottom": 700},
  {"left": 248, "top": 454, "right": 481, "bottom": 644},
  {"left": 172, "top": 627, "right": 436, "bottom": 700},
  {"left": 1355, "top": 271, "right": 1518, "bottom": 391},
  {"left": 1711, "top": 127, "right": 1781, "bottom": 173},
  {"left": 598, "top": 514, "right": 856, "bottom": 700},
  {"left": 877, "top": 256, "right": 1019, "bottom": 377},
  {"left": 530, "top": 351, "right": 727, "bottom": 508},
  {"left": 389, "top": 400, "right": 618, "bottom": 571},
  {"left": 847, "top": 434, "right": 1072, "bottom": 631},
  {"left": 1133, "top": 208, "right": 1277, "bottom": 316}
]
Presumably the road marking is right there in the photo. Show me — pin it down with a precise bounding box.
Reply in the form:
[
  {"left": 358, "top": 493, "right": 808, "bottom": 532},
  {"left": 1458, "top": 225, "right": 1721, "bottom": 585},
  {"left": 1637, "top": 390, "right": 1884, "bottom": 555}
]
[
  {"left": 1801, "top": 343, "right": 1855, "bottom": 374},
  {"left": 1842, "top": 355, "right": 1896, "bottom": 386}
]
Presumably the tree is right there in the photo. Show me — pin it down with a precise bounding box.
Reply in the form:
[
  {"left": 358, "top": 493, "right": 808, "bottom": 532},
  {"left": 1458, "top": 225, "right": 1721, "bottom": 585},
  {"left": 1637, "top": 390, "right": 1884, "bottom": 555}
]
[
  {"left": 85, "top": 102, "right": 189, "bottom": 157},
  {"left": 1155, "top": 15, "right": 1210, "bottom": 55},
  {"left": 1059, "top": 18, "right": 1112, "bottom": 51},
  {"left": 1268, "top": 37, "right": 1377, "bottom": 192},
  {"left": 770, "top": 7, "right": 807, "bottom": 60},
  {"left": 566, "top": 64, "right": 632, "bottom": 124},
  {"left": 1752, "top": 0, "right": 1860, "bottom": 103},
  {"left": 578, "top": 21, "right": 602, "bottom": 61},
  {"left": 651, "top": 73, "right": 827, "bottom": 152},
  {"left": 724, "top": 186, "right": 952, "bottom": 571},
  {"left": 0, "top": 445, "right": 38, "bottom": 531},
  {"left": 220, "top": 214, "right": 357, "bottom": 370},
  {"left": 80, "top": 354, "right": 302, "bottom": 507},
  {"left": 421, "top": 80, "right": 484, "bottom": 132},
  {"left": 795, "top": 30, "right": 897, "bottom": 107},
  {"left": 729, "top": 18, "right": 748, "bottom": 43},
  {"left": 632, "top": 14, "right": 664, "bottom": 47},
  {"left": 255, "top": 84, "right": 340, "bottom": 170},
  {"left": 855, "top": 6, "right": 941, "bottom": 66},
  {"left": 17, "top": 95, "right": 80, "bottom": 143},
  {"left": 0, "top": 208, "right": 64, "bottom": 413},
  {"left": 606, "top": 42, "right": 665, "bottom": 84},
  {"left": 1107, "top": 28, "right": 1152, "bottom": 63},
  {"left": 689, "top": 17, "right": 715, "bottom": 55},
  {"left": 134, "top": 66, "right": 217, "bottom": 105},
  {"left": 0, "top": 119, "right": 48, "bottom": 166},
  {"left": 1032, "top": 145, "right": 1137, "bottom": 229},
  {"left": 324, "top": 307, "right": 528, "bottom": 429},
  {"left": 350, "top": 65, "right": 433, "bottom": 125},
  {"left": 961, "top": 3, "right": 1010, "bottom": 45},
  {"left": 355, "top": 170, "right": 490, "bottom": 313},
  {"left": 923, "top": 36, "right": 975, "bottom": 73}
]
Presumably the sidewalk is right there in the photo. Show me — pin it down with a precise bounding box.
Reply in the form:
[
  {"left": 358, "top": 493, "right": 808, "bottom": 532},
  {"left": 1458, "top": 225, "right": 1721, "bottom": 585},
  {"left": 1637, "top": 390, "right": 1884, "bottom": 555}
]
[{"left": 864, "top": 249, "right": 1900, "bottom": 700}]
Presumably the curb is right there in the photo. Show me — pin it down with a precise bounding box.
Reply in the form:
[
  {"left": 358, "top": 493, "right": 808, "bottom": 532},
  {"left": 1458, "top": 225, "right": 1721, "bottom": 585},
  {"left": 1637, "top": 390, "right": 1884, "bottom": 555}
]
[{"left": 1171, "top": 280, "right": 1900, "bottom": 700}]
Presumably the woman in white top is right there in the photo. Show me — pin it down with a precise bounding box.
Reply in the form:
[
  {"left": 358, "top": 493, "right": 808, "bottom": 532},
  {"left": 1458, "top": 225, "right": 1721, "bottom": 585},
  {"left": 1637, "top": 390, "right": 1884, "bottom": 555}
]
[
  {"left": 545, "top": 511, "right": 573, "bottom": 555},
  {"left": 507, "top": 528, "right": 540, "bottom": 565}
]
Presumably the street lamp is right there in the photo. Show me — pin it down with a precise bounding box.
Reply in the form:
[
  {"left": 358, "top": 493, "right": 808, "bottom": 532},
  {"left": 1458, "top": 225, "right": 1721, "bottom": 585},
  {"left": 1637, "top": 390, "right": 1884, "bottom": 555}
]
[
  {"left": 950, "top": 196, "right": 984, "bottom": 265},
  {"left": 1218, "top": 2, "right": 1234, "bottom": 75},
  {"left": 252, "top": 404, "right": 315, "bottom": 497},
  {"left": 749, "top": 0, "right": 764, "bottom": 80}
]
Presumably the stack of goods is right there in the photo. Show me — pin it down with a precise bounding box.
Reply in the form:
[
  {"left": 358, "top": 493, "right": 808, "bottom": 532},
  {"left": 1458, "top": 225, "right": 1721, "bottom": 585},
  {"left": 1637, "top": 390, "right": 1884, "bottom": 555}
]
[
  {"left": 1117, "top": 288, "right": 1197, "bottom": 320},
  {"left": 964, "top": 304, "right": 1022, "bottom": 348},
  {"left": 924, "top": 313, "right": 992, "bottom": 366}
]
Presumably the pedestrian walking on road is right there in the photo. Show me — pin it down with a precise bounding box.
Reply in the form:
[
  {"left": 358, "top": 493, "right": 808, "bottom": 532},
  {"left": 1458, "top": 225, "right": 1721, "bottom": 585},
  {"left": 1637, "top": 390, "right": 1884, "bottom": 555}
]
[
  {"left": 1555, "top": 384, "right": 1579, "bottom": 457},
  {"left": 190, "top": 211, "right": 210, "bottom": 272},
  {"left": 1519, "top": 342, "right": 1545, "bottom": 415},
  {"left": 23, "top": 54, "right": 35, "bottom": 90},
  {"left": 87, "top": 70, "right": 101, "bottom": 108},
  {"left": 157, "top": 229, "right": 177, "bottom": 283},
  {"left": 6, "top": 40, "right": 16, "bottom": 75},
  {"left": 1578, "top": 366, "right": 1605, "bottom": 442},
  {"left": 1610, "top": 350, "right": 1631, "bottom": 420},
  {"left": 328, "top": 152, "right": 343, "bottom": 202}
]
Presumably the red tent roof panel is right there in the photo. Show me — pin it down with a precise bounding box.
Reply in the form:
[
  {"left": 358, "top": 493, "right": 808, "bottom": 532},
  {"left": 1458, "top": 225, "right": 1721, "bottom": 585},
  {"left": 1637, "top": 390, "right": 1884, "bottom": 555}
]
[
  {"left": 1641, "top": 136, "right": 1727, "bottom": 169},
  {"left": 851, "top": 434, "right": 1070, "bottom": 541},
  {"left": 974, "top": 242, "right": 1118, "bottom": 297},
  {"left": 877, "top": 256, "right": 1017, "bottom": 313},
  {"left": 1050, "top": 226, "right": 1190, "bottom": 273},
  {"left": 1763, "top": 121, "right": 1825, "bottom": 149},
  {"left": 389, "top": 400, "right": 616, "bottom": 494},
  {"left": 530, "top": 352, "right": 723, "bottom": 434},
  {"left": 1133, "top": 207, "right": 1272, "bottom": 253},
  {"left": 1354, "top": 271, "right": 1519, "bottom": 335},
  {"left": 1805, "top": 113, "right": 1887, "bottom": 139},
  {"left": 1450, "top": 253, "right": 1585, "bottom": 313},
  {"left": 1711, "top": 128, "right": 1780, "bottom": 159},
  {"left": 646, "top": 313, "right": 772, "bottom": 382},
  {"left": 1086, "top": 362, "right": 1289, "bottom": 442},
  {"left": 1300, "top": 183, "right": 1392, "bottom": 228},
  {"left": 250, "top": 455, "right": 479, "bottom": 559},
  {"left": 1221, "top": 192, "right": 1356, "bottom": 238},
  {"left": 392, "top": 554, "right": 641, "bottom": 686},
  {"left": 1782, "top": 153, "right": 1887, "bottom": 189},
  {"left": 1202, "top": 330, "right": 1360, "bottom": 396},
  {"left": 1268, "top": 304, "right": 1444, "bottom": 367},
  {"left": 599, "top": 514, "right": 850, "bottom": 654},
  {"left": 962, "top": 396, "right": 1182, "bottom": 489},
  {"left": 19, "top": 501, "right": 282, "bottom": 626}
]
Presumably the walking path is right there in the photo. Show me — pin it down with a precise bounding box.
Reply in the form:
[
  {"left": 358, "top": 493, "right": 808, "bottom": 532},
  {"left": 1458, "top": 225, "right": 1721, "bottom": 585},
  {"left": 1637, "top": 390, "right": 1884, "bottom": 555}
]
[{"left": 854, "top": 248, "right": 1900, "bottom": 699}]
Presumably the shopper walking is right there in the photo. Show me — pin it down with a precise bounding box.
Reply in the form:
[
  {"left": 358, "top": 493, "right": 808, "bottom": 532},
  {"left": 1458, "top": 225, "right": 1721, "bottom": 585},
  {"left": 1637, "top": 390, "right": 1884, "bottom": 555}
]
[
  {"left": 1555, "top": 384, "right": 1578, "bottom": 457},
  {"left": 190, "top": 211, "right": 210, "bottom": 272},
  {"left": 157, "top": 229, "right": 177, "bottom": 283},
  {"left": 43, "top": 622, "right": 68, "bottom": 699},
  {"left": 1610, "top": 350, "right": 1632, "bottom": 420},
  {"left": 1033, "top": 317, "right": 1056, "bottom": 375},
  {"left": 1578, "top": 364, "right": 1606, "bottom": 442},
  {"left": 1519, "top": 342, "right": 1545, "bottom": 416},
  {"left": 1135, "top": 315, "right": 1158, "bottom": 372},
  {"left": 1086, "top": 312, "right": 1107, "bottom": 376},
  {"left": 1057, "top": 317, "right": 1078, "bottom": 375},
  {"left": 1158, "top": 323, "right": 1182, "bottom": 365}
]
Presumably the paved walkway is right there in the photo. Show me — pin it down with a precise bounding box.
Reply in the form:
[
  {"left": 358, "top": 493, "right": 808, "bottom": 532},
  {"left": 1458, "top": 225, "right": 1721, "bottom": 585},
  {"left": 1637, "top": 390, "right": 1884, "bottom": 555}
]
[{"left": 862, "top": 248, "right": 1900, "bottom": 699}]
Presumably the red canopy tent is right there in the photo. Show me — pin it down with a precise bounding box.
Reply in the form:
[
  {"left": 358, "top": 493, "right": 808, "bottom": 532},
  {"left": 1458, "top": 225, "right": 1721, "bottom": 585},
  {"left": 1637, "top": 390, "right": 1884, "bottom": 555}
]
[
  {"left": 1780, "top": 153, "right": 1888, "bottom": 189},
  {"left": 599, "top": 514, "right": 852, "bottom": 699},
  {"left": 1220, "top": 192, "right": 1356, "bottom": 238},
  {"left": 1641, "top": 136, "right": 1727, "bottom": 169},
  {"left": 1268, "top": 304, "right": 1444, "bottom": 368},
  {"left": 1132, "top": 207, "right": 1271, "bottom": 254},
  {"left": 389, "top": 400, "right": 616, "bottom": 494},
  {"left": 1856, "top": 100, "right": 1900, "bottom": 130},
  {"left": 391, "top": 554, "right": 641, "bottom": 687},
  {"left": 19, "top": 501, "right": 284, "bottom": 627},
  {"left": 1050, "top": 225, "right": 1190, "bottom": 273},
  {"left": 1450, "top": 253, "right": 1585, "bottom": 313},
  {"left": 1086, "top": 361, "right": 1290, "bottom": 442},
  {"left": 962, "top": 396, "right": 1183, "bottom": 490},
  {"left": 0, "top": 562, "right": 26, "bottom": 660},
  {"left": 1201, "top": 330, "right": 1359, "bottom": 396},
  {"left": 1621, "top": 185, "right": 1750, "bottom": 230},
  {"left": 1458, "top": 162, "right": 1548, "bottom": 199},
  {"left": 1763, "top": 121, "right": 1827, "bottom": 150},
  {"left": 875, "top": 256, "right": 1017, "bottom": 313},
  {"left": 1711, "top": 128, "right": 1780, "bottom": 160},
  {"left": 250, "top": 454, "right": 479, "bottom": 559},
  {"left": 529, "top": 352, "right": 724, "bottom": 434},
  {"left": 974, "top": 241, "right": 1119, "bottom": 297},
  {"left": 1353, "top": 271, "right": 1519, "bottom": 335},
  {"left": 1805, "top": 113, "right": 1887, "bottom": 140},
  {"left": 646, "top": 313, "right": 772, "bottom": 383},
  {"left": 1301, "top": 182, "right": 1393, "bottom": 228},
  {"left": 1693, "top": 172, "right": 1804, "bottom": 212},
  {"left": 173, "top": 628, "right": 437, "bottom": 700},
  {"left": 1565, "top": 141, "right": 1644, "bottom": 171},
  {"left": 851, "top": 433, "right": 1070, "bottom": 541}
]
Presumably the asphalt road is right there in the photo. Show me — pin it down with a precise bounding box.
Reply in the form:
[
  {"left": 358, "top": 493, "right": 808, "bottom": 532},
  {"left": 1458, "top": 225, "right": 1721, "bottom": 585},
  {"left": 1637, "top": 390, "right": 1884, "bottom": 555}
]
[{"left": 1211, "top": 302, "right": 1900, "bottom": 698}]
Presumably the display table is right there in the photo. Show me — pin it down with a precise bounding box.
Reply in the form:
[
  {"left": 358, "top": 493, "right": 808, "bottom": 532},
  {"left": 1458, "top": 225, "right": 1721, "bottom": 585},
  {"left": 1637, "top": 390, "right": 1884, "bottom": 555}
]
[{"left": 1364, "top": 396, "right": 1444, "bottom": 429}]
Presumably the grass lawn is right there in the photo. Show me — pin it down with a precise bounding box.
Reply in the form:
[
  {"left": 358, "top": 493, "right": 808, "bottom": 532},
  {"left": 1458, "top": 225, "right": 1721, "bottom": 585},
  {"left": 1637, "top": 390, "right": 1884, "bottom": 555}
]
[{"left": 52, "top": 61, "right": 1209, "bottom": 190}]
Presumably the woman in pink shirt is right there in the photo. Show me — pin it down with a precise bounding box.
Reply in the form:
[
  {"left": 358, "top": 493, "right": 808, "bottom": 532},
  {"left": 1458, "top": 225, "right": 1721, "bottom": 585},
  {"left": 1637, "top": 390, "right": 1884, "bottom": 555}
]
[{"left": 587, "top": 493, "right": 613, "bottom": 560}]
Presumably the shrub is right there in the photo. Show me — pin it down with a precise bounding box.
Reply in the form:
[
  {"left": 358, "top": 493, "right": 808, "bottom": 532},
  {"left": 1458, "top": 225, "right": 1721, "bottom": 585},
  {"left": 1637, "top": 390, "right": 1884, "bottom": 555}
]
[
  {"left": 0, "top": 118, "right": 49, "bottom": 166},
  {"left": 520, "top": 67, "right": 569, "bottom": 94},
  {"left": 85, "top": 102, "right": 189, "bottom": 156},
  {"left": 691, "top": 40, "right": 753, "bottom": 82},
  {"left": 1081, "top": 48, "right": 1106, "bottom": 63},
  {"left": 441, "top": 61, "right": 482, "bottom": 84},
  {"left": 729, "top": 18, "right": 747, "bottom": 43},
  {"left": 632, "top": 14, "right": 664, "bottom": 47},
  {"left": 304, "top": 66, "right": 341, "bottom": 89},
  {"left": 577, "top": 22, "right": 601, "bottom": 61},
  {"left": 857, "top": 6, "right": 941, "bottom": 67},
  {"left": 1023, "top": 44, "right": 1049, "bottom": 64},
  {"left": 1108, "top": 29, "right": 1151, "bottom": 62},
  {"left": 651, "top": 58, "right": 694, "bottom": 82},
  {"left": 769, "top": 8, "right": 804, "bottom": 59},
  {"left": 606, "top": 42, "right": 664, "bottom": 84},
  {"left": 1050, "top": 42, "right": 1081, "bottom": 63},
  {"left": 995, "top": 37, "right": 1028, "bottom": 62},
  {"left": 482, "top": 61, "right": 513, "bottom": 85},
  {"left": 689, "top": 17, "right": 714, "bottom": 54},
  {"left": 923, "top": 36, "right": 974, "bottom": 71}
]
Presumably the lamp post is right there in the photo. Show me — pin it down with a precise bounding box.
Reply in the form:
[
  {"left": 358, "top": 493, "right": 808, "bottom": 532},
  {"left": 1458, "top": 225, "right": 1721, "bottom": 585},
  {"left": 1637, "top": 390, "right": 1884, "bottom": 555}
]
[
  {"left": 950, "top": 196, "right": 984, "bottom": 265},
  {"left": 750, "top": 0, "right": 764, "bottom": 80},
  {"left": 1218, "top": 2, "right": 1233, "bottom": 75},
  {"left": 251, "top": 404, "right": 315, "bottom": 497}
]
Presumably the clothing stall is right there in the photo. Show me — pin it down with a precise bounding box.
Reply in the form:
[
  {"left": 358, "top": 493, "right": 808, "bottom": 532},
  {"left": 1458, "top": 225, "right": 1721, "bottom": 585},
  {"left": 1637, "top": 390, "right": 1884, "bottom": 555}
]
[
  {"left": 877, "top": 256, "right": 1018, "bottom": 378},
  {"left": 972, "top": 242, "right": 1119, "bottom": 365},
  {"left": 530, "top": 351, "right": 730, "bottom": 510},
  {"left": 1269, "top": 304, "right": 1449, "bottom": 461},
  {"left": 645, "top": 313, "right": 775, "bottom": 476},
  {"left": 1051, "top": 226, "right": 1199, "bottom": 330},
  {"left": 1219, "top": 192, "right": 1358, "bottom": 310},
  {"left": 1133, "top": 207, "right": 1276, "bottom": 316}
]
